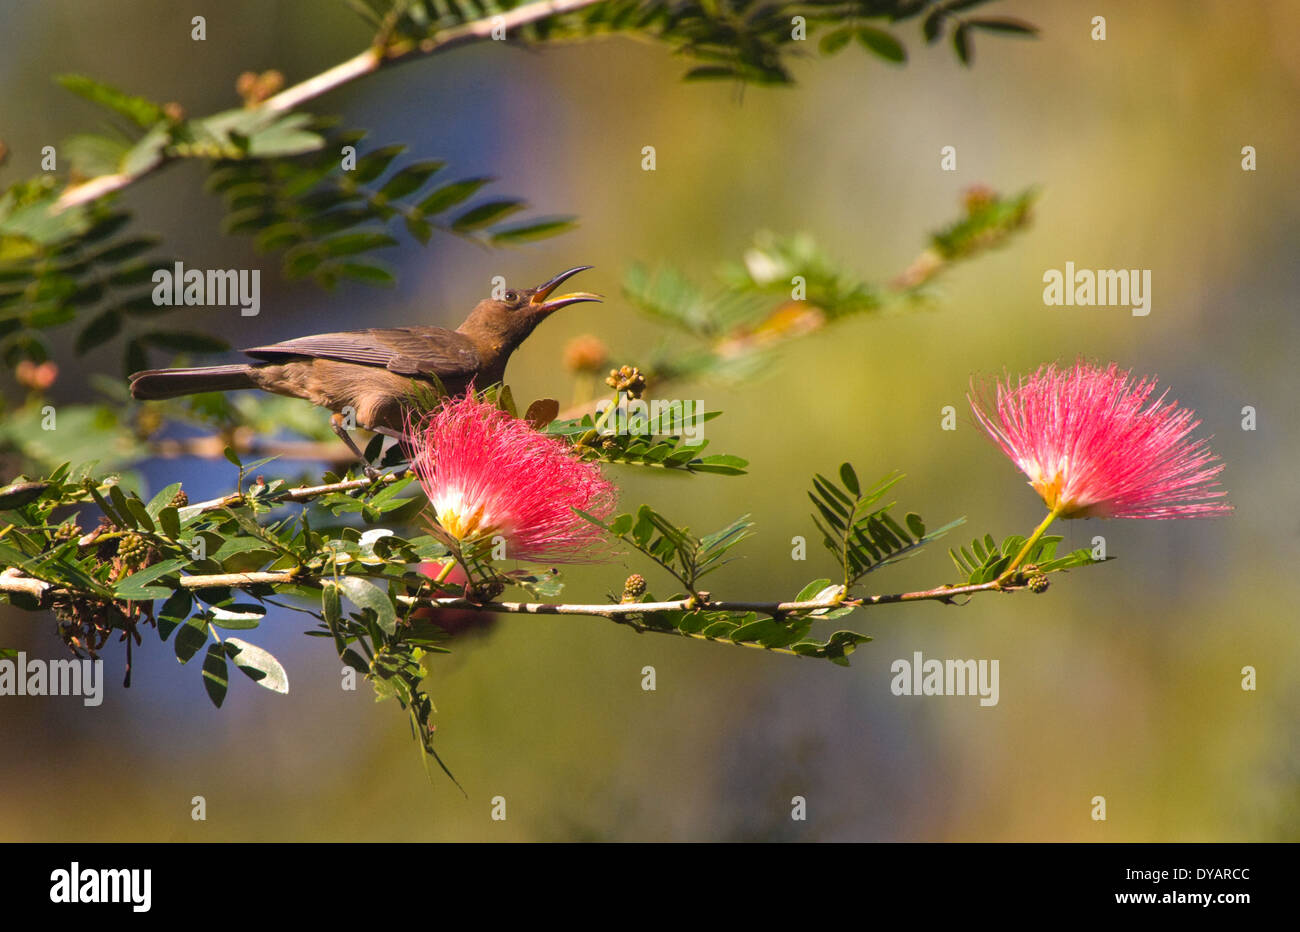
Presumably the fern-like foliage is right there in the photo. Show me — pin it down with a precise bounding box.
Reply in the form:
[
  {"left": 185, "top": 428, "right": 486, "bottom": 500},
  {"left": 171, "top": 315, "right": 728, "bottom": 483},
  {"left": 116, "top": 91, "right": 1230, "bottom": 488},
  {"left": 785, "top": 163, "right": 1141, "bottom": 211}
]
[
  {"left": 0, "top": 73, "right": 573, "bottom": 374},
  {"left": 809, "top": 463, "right": 964, "bottom": 591},
  {"left": 354, "top": 0, "right": 1037, "bottom": 84},
  {"left": 576, "top": 507, "right": 870, "bottom": 663},
  {"left": 208, "top": 124, "right": 574, "bottom": 288},
  {"left": 580, "top": 504, "right": 754, "bottom": 593},
  {"left": 948, "top": 532, "right": 1099, "bottom": 585},
  {"left": 928, "top": 185, "right": 1038, "bottom": 260},
  {"left": 0, "top": 178, "right": 216, "bottom": 373},
  {"left": 56, "top": 73, "right": 331, "bottom": 175},
  {"left": 721, "top": 230, "right": 885, "bottom": 320},
  {"left": 616, "top": 188, "right": 1037, "bottom": 386},
  {"left": 547, "top": 409, "right": 748, "bottom": 474},
  {"left": 634, "top": 599, "right": 871, "bottom": 666}
]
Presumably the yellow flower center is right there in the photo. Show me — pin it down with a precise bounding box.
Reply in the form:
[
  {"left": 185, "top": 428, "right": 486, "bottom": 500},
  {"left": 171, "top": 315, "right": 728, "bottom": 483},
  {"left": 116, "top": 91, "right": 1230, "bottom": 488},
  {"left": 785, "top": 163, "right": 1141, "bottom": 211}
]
[
  {"left": 1030, "top": 472, "right": 1067, "bottom": 511},
  {"left": 434, "top": 493, "right": 499, "bottom": 543},
  {"left": 1023, "top": 457, "right": 1089, "bottom": 517}
]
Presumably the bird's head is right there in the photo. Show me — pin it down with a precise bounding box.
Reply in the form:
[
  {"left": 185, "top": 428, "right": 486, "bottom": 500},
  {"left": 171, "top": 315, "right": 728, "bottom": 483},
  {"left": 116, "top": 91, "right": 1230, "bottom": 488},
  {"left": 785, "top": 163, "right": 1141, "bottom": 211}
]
[{"left": 459, "top": 266, "right": 601, "bottom": 350}]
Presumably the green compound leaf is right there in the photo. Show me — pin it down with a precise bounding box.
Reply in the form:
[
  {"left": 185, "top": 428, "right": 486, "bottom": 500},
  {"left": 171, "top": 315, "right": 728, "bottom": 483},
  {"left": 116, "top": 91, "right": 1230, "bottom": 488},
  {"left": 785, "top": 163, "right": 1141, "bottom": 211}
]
[{"left": 809, "top": 464, "right": 963, "bottom": 590}]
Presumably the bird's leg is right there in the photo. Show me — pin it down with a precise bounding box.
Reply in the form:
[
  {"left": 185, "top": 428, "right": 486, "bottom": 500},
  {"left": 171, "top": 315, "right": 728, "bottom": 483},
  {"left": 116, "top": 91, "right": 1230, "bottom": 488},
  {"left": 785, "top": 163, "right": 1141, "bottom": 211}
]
[{"left": 330, "top": 412, "right": 380, "bottom": 481}]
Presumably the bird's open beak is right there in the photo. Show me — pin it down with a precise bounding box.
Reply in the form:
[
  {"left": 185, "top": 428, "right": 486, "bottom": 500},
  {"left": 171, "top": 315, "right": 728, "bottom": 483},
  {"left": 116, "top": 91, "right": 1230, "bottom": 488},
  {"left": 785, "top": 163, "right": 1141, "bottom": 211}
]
[{"left": 530, "top": 266, "right": 602, "bottom": 313}]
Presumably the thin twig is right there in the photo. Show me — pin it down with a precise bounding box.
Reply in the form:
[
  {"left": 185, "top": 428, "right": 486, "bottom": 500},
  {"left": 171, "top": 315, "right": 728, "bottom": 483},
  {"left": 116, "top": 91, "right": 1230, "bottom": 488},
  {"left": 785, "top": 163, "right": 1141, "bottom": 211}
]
[
  {"left": 261, "top": 48, "right": 382, "bottom": 114},
  {"left": 181, "top": 470, "right": 404, "bottom": 515},
  {"left": 265, "top": 0, "right": 604, "bottom": 111},
  {"left": 0, "top": 567, "right": 1014, "bottom": 617}
]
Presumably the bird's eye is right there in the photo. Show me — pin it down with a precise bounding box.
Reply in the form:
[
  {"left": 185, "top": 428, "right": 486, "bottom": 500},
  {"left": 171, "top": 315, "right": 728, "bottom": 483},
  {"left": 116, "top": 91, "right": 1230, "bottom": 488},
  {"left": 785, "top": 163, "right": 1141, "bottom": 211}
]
[{"left": 504, "top": 290, "right": 520, "bottom": 304}]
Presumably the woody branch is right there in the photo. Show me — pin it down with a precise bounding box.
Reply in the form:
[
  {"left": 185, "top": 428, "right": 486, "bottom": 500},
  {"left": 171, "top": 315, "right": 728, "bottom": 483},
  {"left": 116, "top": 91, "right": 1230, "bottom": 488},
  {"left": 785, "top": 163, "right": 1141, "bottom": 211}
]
[{"left": 0, "top": 565, "right": 1018, "bottom": 630}]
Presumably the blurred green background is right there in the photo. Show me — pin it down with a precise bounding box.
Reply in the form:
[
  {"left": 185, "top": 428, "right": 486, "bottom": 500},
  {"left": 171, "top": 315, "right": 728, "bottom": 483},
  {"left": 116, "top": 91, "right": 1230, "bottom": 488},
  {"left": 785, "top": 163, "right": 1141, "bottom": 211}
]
[{"left": 1, "top": 0, "right": 1297, "bottom": 840}]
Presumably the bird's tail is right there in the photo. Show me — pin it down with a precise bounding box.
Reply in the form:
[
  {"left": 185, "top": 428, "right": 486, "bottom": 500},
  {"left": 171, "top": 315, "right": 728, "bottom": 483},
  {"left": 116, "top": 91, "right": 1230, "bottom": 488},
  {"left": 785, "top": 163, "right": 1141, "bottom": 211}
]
[{"left": 129, "top": 365, "right": 257, "bottom": 400}]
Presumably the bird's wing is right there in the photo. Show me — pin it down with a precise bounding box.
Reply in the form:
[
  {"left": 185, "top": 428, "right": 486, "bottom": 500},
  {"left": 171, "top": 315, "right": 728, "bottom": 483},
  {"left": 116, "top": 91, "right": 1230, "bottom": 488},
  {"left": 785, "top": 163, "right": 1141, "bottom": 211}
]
[{"left": 242, "top": 328, "right": 480, "bottom": 379}]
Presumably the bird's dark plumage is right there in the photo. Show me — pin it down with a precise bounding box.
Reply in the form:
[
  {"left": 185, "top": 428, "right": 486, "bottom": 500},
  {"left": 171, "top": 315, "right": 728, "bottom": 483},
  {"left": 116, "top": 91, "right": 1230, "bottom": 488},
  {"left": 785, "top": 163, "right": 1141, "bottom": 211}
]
[
  {"left": 128, "top": 267, "right": 601, "bottom": 469},
  {"left": 241, "top": 327, "right": 481, "bottom": 380},
  {"left": 128, "top": 364, "right": 257, "bottom": 399}
]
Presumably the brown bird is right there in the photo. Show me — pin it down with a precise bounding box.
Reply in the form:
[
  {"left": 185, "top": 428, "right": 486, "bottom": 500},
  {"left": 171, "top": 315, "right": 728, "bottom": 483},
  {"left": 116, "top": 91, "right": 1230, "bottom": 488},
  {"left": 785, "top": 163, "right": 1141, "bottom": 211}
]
[{"left": 129, "top": 266, "right": 600, "bottom": 475}]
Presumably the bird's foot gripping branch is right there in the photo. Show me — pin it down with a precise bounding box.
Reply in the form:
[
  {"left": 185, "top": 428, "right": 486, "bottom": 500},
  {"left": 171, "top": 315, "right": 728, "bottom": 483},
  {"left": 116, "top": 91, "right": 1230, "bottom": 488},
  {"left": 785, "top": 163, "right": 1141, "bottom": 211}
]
[{"left": 0, "top": 362, "right": 1229, "bottom": 782}]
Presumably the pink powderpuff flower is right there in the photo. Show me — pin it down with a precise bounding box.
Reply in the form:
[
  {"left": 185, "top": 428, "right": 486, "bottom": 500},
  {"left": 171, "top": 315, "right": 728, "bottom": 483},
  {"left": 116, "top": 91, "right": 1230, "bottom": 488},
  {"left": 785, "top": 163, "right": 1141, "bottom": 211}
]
[
  {"left": 969, "top": 361, "right": 1231, "bottom": 519},
  {"left": 406, "top": 394, "right": 617, "bottom": 562}
]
